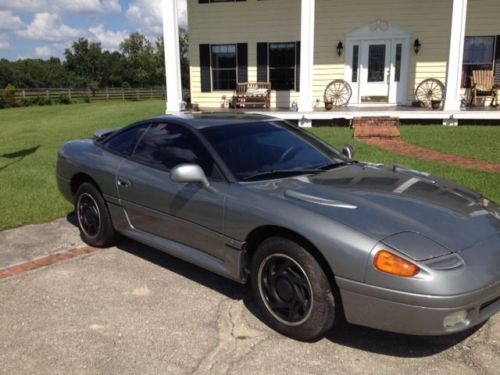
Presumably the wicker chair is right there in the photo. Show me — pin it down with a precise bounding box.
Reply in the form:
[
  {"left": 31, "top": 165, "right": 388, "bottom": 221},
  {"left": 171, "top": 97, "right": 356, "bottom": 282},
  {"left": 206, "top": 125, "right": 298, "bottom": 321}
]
[
  {"left": 233, "top": 82, "right": 271, "bottom": 109},
  {"left": 470, "top": 70, "right": 498, "bottom": 107}
]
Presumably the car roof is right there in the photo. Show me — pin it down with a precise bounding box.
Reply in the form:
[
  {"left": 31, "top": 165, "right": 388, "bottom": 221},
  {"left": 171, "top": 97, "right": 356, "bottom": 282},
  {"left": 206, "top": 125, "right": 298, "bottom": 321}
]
[{"left": 150, "top": 112, "right": 281, "bottom": 130}]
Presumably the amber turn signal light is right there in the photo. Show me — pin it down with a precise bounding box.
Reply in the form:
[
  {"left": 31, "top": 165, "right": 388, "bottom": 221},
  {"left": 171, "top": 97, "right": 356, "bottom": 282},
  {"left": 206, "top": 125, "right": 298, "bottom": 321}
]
[{"left": 374, "top": 250, "right": 420, "bottom": 277}]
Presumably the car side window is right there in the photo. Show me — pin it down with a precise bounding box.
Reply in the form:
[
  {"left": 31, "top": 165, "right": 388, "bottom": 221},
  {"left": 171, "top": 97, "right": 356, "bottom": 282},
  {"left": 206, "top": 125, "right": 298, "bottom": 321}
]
[
  {"left": 132, "top": 122, "right": 222, "bottom": 180},
  {"left": 103, "top": 124, "right": 149, "bottom": 157}
]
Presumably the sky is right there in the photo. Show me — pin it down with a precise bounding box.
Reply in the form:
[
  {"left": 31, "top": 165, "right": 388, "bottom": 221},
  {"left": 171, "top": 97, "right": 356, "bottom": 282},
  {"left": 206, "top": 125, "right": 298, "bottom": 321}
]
[{"left": 0, "top": 0, "right": 187, "bottom": 60}]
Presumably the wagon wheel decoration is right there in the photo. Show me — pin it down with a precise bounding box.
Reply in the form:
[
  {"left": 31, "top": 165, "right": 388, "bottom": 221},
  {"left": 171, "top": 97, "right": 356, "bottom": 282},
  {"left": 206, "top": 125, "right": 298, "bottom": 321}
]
[
  {"left": 324, "top": 80, "right": 352, "bottom": 109},
  {"left": 415, "top": 78, "right": 445, "bottom": 107}
]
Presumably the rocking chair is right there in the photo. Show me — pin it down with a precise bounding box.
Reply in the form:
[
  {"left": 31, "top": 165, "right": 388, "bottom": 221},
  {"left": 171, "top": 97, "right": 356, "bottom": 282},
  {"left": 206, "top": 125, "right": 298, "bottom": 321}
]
[{"left": 470, "top": 70, "right": 498, "bottom": 107}]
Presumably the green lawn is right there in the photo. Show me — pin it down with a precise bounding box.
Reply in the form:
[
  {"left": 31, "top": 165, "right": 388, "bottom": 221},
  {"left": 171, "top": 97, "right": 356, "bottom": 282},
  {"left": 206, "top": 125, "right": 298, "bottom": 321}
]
[
  {"left": 0, "top": 101, "right": 165, "bottom": 231},
  {"left": 0, "top": 101, "right": 499, "bottom": 231},
  {"left": 400, "top": 126, "right": 500, "bottom": 164}
]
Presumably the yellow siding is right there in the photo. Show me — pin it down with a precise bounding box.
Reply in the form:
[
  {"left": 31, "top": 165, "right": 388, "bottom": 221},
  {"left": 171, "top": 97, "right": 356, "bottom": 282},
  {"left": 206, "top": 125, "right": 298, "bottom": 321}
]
[
  {"left": 466, "top": 0, "right": 500, "bottom": 36},
  {"left": 188, "top": 0, "right": 301, "bottom": 108},
  {"left": 188, "top": 0, "right": 500, "bottom": 108},
  {"left": 314, "top": 0, "right": 451, "bottom": 104}
]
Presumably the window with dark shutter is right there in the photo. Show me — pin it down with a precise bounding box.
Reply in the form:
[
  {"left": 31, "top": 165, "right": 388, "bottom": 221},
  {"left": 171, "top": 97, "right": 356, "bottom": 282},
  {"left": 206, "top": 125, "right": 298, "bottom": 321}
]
[
  {"left": 211, "top": 44, "right": 237, "bottom": 90},
  {"left": 237, "top": 43, "right": 248, "bottom": 83},
  {"left": 269, "top": 42, "right": 296, "bottom": 91},
  {"left": 295, "top": 41, "right": 301, "bottom": 91},
  {"left": 495, "top": 36, "right": 500, "bottom": 85},
  {"left": 461, "top": 36, "right": 495, "bottom": 88},
  {"left": 257, "top": 42, "right": 268, "bottom": 83},
  {"left": 199, "top": 44, "right": 212, "bottom": 92}
]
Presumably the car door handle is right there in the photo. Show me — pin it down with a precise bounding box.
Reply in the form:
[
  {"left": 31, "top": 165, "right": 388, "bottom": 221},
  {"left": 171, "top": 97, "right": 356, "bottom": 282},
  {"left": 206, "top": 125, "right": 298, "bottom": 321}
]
[{"left": 117, "top": 177, "right": 131, "bottom": 188}]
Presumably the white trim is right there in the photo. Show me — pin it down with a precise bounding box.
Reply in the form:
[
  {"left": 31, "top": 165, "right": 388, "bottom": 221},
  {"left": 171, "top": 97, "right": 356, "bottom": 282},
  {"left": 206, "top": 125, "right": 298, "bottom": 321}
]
[
  {"left": 298, "top": 0, "right": 315, "bottom": 113},
  {"left": 163, "top": 0, "right": 183, "bottom": 113},
  {"left": 444, "top": 0, "right": 468, "bottom": 111}
]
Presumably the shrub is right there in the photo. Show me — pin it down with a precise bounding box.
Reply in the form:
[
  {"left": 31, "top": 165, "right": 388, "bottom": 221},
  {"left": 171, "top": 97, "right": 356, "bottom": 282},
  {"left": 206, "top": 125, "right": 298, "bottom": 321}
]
[
  {"left": 56, "top": 94, "right": 72, "bottom": 105},
  {"left": 19, "top": 96, "right": 52, "bottom": 106},
  {"left": 4, "top": 84, "right": 17, "bottom": 107},
  {"left": 0, "top": 95, "right": 8, "bottom": 109}
]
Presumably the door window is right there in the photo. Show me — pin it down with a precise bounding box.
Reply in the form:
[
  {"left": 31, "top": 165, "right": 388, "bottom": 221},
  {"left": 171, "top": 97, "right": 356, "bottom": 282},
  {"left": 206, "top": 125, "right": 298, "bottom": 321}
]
[
  {"left": 367, "top": 44, "right": 386, "bottom": 82},
  {"left": 351, "top": 45, "right": 359, "bottom": 83},
  {"left": 132, "top": 122, "right": 221, "bottom": 179}
]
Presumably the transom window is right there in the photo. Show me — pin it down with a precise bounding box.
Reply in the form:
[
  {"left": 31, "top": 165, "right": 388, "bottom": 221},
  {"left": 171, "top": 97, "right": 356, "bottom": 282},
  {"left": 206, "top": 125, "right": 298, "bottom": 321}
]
[
  {"left": 461, "top": 36, "right": 495, "bottom": 88},
  {"left": 211, "top": 44, "right": 237, "bottom": 90},
  {"left": 269, "top": 43, "right": 296, "bottom": 91}
]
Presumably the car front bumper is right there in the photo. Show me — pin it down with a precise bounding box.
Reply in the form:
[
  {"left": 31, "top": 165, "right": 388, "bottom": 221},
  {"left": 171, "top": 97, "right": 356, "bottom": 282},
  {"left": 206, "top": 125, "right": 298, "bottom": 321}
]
[{"left": 336, "top": 277, "right": 500, "bottom": 336}]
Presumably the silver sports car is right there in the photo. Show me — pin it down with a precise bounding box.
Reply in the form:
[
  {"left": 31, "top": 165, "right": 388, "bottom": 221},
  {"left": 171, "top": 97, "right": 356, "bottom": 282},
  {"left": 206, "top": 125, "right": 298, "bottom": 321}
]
[{"left": 57, "top": 114, "right": 500, "bottom": 341}]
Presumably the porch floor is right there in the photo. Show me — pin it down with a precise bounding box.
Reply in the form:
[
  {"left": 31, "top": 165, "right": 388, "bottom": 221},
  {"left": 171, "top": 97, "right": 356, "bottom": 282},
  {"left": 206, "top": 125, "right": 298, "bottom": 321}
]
[{"left": 199, "top": 105, "right": 500, "bottom": 122}]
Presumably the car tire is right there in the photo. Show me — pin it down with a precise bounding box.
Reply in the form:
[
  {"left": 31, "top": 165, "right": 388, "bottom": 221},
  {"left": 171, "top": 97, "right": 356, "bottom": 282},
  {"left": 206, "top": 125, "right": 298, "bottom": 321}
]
[
  {"left": 74, "top": 182, "right": 117, "bottom": 248},
  {"left": 250, "top": 236, "right": 336, "bottom": 341}
]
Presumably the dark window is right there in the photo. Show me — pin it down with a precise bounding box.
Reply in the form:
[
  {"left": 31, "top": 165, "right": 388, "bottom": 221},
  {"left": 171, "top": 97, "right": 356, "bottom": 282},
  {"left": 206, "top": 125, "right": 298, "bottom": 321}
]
[
  {"left": 132, "top": 122, "right": 220, "bottom": 179},
  {"left": 211, "top": 44, "right": 237, "bottom": 90},
  {"left": 395, "top": 44, "right": 402, "bottom": 82},
  {"left": 269, "top": 43, "right": 296, "bottom": 90},
  {"left": 103, "top": 124, "right": 149, "bottom": 157},
  {"left": 201, "top": 122, "right": 344, "bottom": 181},
  {"left": 461, "top": 36, "right": 495, "bottom": 88},
  {"left": 367, "top": 44, "right": 386, "bottom": 82},
  {"left": 352, "top": 45, "right": 359, "bottom": 83}
]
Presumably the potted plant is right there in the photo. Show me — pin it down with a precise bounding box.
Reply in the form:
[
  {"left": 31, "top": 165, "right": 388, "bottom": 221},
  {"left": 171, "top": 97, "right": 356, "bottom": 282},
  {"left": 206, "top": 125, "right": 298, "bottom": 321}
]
[
  {"left": 431, "top": 100, "right": 442, "bottom": 110},
  {"left": 324, "top": 101, "right": 333, "bottom": 111}
]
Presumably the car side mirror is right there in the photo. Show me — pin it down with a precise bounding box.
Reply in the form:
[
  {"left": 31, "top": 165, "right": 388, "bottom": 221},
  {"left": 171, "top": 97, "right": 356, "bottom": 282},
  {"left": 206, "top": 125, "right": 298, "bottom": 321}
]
[
  {"left": 170, "top": 164, "right": 210, "bottom": 189},
  {"left": 342, "top": 144, "right": 355, "bottom": 161}
]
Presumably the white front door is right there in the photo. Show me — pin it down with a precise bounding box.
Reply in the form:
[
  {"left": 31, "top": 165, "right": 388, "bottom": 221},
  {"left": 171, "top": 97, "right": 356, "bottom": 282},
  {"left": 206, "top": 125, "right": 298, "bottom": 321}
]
[{"left": 359, "top": 40, "right": 391, "bottom": 102}]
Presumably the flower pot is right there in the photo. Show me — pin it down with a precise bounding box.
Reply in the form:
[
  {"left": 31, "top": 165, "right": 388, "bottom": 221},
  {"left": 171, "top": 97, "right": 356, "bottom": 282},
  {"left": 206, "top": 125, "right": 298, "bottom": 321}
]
[
  {"left": 324, "top": 102, "right": 333, "bottom": 111},
  {"left": 431, "top": 100, "right": 442, "bottom": 110}
]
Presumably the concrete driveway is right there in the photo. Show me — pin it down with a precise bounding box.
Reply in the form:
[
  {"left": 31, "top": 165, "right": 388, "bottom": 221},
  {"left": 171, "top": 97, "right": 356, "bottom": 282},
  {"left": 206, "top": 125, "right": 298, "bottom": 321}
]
[{"left": 1, "top": 218, "right": 499, "bottom": 374}]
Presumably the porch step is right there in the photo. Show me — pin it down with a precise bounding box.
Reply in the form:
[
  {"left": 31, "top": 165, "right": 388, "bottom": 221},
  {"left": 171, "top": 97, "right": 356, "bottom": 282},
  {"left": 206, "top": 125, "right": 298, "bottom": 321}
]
[{"left": 353, "top": 116, "right": 401, "bottom": 139}]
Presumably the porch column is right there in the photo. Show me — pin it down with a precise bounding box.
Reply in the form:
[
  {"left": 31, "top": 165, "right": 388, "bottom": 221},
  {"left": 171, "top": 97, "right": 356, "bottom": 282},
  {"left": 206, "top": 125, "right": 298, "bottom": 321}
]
[
  {"left": 162, "top": 0, "right": 183, "bottom": 113},
  {"left": 444, "top": 0, "right": 468, "bottom": 113},
  {"left": 298, "top": 0, "right": 315, "bottom": 117}
]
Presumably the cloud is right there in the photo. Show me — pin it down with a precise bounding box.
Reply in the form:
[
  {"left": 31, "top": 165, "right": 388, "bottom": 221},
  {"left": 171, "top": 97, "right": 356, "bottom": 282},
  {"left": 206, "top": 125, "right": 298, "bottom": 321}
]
[
  {"left": 34, "top": 46, "right": 52, "bottom": 58},
  {"left": 0, "top": 34, "right": 10, "bottom": 49},
  {"left": 1, "top": 0, "right": 121, "bottom": 14},
  {"left": 0, "top": 11, "right": 25, "bottom": 31},
  {"left": 126, "top": 0, "right": 187, "bottom": 35},
  {"left": 17, "top": 12, "right": 83, "bottom": 42},
  {"left": 88, "top": 25, "right": 128, "bottom": 50}
]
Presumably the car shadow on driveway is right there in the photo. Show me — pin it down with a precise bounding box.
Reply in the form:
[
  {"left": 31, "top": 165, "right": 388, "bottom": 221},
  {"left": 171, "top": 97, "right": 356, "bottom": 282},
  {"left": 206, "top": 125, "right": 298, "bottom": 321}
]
[{"left": 65, "top": 213, "right": 480, "bottom": 358}]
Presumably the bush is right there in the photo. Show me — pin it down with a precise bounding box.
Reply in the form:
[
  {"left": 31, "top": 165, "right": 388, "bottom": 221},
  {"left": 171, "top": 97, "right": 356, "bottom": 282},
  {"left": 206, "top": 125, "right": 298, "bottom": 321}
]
[
  {"left": 56, "top": 94, "right": 72, "bottom": 105},
  {"left": 4, "top": 84, "right": 17, "bottom": 107},
  {"left": 19, "top": 96, "right": 52, "bottom": 106},
  {"left": 0, "top": 95, "right": 8, "bottom": 109}
]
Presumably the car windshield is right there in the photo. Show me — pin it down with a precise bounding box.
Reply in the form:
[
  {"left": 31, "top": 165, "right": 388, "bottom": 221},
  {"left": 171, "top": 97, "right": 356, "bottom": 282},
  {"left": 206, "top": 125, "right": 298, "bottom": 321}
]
[{"left": 201, "top": 121, "right": 345, "bottom": 181}]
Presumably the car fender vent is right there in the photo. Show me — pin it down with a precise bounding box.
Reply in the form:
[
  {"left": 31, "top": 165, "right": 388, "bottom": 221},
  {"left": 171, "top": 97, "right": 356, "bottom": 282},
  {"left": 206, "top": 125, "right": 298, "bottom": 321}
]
[{"left": 284, "top": 190, "right": 357, "bottom": 209}]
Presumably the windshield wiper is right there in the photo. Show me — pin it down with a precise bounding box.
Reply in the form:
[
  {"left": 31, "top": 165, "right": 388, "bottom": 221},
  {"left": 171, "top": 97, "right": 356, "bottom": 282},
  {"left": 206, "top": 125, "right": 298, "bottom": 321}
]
[
  {"left": 313, "top": 161, "right": 349, "bottom": 171},
  {"left": 241, "top": 169, "right": 320, "bottom": 181}
]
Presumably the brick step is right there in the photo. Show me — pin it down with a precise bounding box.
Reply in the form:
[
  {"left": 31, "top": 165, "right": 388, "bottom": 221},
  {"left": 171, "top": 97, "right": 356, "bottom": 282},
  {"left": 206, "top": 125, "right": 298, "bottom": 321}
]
[{"left": 353, "top": 116, "right": 401, "bottom": 139}]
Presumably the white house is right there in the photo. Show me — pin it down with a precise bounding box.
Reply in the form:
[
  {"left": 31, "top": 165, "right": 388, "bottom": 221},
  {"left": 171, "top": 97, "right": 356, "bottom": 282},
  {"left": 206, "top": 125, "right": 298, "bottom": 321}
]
[{"left": 163, "top": 0, "right": 500, "bottom": 125}]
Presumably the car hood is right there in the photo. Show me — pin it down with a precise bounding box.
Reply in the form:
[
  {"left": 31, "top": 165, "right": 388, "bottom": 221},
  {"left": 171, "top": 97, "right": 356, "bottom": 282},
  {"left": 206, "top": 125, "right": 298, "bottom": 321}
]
[{"left": 246, "top": 163, "right": 500, "bottom": 255}]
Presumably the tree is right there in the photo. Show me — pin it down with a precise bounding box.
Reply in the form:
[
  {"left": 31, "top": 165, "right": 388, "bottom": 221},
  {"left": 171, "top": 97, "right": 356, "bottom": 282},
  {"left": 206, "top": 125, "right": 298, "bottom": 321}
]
[
  {"left": 155, "top": 28, "right": 190, "bottom": 89},
  {"left": 64, "top": 38, "right": 104, "bottom": 87},
  {"left": 120, "top": 32, "right": 156, "bottom": 86}
]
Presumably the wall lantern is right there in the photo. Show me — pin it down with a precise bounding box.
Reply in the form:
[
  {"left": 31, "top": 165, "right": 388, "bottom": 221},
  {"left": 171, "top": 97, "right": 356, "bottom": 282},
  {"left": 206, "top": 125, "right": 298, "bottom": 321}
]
[
  {"left": 336, "top": 41, "right": 344, "bottom": 57},
  {"left": 414, "top": 38, "right": 422, "bottom": 54}
]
